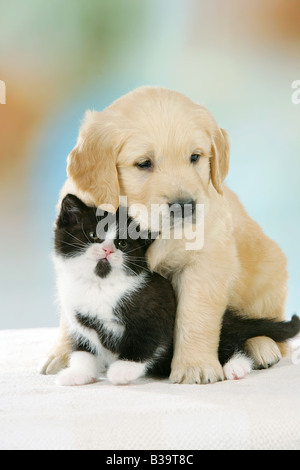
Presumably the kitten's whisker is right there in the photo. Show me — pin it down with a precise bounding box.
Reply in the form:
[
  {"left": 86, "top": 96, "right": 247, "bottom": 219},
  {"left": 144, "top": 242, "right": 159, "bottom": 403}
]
[
  {"left": 81, "top": 223, "right": 91, "bottom": 243},
  {"left": 123, "top": 263, "right": 139, "bottom": 277},
  {"left": 60, "top": 240, "right": 86, "bottom": 249},
  {"left": 125, "top": 243, "right": 150, "bottom": 254},
  {"left": 125, "top": 259, "right": 150, "bottom": 273},
  {"left": 64, "top": 251, "right": 85, "bottom": 258},
  {"left": 60, "top": 240, "right": 83, "bottom": 247},
  {"left": 126, "top": 255, "right": 149, "bottom": 261},
  {"left": 65, "top": 230, "right": 87, "bottom": 246}
]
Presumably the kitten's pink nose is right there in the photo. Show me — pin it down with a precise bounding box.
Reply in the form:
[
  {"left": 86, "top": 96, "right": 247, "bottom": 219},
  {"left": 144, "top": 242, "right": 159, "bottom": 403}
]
[{"left": 103, "top": 246, "right": 114, "bottom": 258}]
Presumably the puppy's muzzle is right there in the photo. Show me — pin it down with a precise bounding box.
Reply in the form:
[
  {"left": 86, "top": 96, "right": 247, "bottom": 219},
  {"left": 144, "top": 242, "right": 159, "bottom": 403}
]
[{"left": 168, "top": 198, "right": 196, "bottom": 218}]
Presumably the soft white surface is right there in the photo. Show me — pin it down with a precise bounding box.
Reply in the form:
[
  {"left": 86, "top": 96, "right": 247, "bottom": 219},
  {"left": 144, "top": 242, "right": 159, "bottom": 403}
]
[{"left": 1, "top": 328, "right": 300, "bottom": 450}]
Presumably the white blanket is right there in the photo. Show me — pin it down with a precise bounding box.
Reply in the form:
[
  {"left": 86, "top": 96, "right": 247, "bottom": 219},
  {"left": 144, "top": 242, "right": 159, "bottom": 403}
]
[{"left": 1, "top": 328, "right": 300, "bottom": 450}]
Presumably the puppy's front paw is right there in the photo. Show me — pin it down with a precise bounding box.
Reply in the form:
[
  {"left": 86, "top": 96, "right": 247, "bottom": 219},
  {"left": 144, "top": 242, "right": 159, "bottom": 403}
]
[
  {"left": 245, "top": 336, "right": 282, "bottom": 370},
  {"left": 56, "top": 368, "right": 96, "bottom": 386},
  {"left": 39, "top": 341, "right": 71, "bottom": 375},
  {"left": 170, "top": 358, "right": 224, "bottom": 384},
  {"left": 107, "top": 360, "right": 147, "bottom": 385},
  {"left": 39, "top": 352, "right": 69, "bottom": 375}
]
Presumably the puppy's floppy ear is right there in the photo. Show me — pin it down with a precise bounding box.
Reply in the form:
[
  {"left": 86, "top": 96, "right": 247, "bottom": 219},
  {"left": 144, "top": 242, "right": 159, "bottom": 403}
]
[
  {"left": 210, "top": 128, "right": 230, "bottom": 195},
  {"left": 67, "top": 110, "right": 120, "bottom": 212}
]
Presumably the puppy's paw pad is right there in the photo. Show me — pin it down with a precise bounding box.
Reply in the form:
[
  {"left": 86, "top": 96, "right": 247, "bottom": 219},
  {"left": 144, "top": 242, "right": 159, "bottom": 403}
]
[
  {"left": 170, "top": 359, "right": 224, "bottom": 384},
  {"left": 246, "top": 337, "right": 282, "bottom": 370},
  {"left": 56, "top": 368, "right": 96, "bottom": 386},
  {"left": 107, "top": 361, "right": 146, "bottom": 385},
  {"left": 223, "top": 353, "right": 253, "bottom": 380},
  {"left": 39, "top": 354, "right": 69, "bottom": 375}
]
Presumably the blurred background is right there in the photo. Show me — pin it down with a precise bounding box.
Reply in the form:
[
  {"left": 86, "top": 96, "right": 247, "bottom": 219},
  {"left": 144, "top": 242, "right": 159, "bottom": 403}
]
[{"left": 0, "top": 0, "right": 299, "bottom": 329}]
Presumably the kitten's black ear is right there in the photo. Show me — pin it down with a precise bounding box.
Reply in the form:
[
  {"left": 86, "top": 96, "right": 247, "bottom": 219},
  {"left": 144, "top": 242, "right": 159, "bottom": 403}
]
[{"left": 58, "top": 194, "right": 87, "bottom": 226}]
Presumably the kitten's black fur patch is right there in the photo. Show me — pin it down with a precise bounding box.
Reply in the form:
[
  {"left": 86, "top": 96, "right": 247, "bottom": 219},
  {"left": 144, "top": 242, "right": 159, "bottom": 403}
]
[
  {"left": 71, "top": 332, "right": 97, "bottom": 355},
  {"left": 95, "top": 259, "right": 111, "bottom": 278}
]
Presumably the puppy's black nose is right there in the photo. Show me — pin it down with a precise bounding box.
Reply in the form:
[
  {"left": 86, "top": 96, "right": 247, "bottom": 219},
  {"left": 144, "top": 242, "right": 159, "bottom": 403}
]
[{"left": 168, "top": 199, "right": 196, "bottom": 217}]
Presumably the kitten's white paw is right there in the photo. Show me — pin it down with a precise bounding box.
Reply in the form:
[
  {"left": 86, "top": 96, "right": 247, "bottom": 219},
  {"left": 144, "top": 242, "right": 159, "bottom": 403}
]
[
  {"left": 56, "top": 368, "right": 96, "bottom": 386},
  {"left": 223, "top": 353, "right": 253, "bottom": 380},
  {"left": 56, "top": 351, "right": 98, "bottom": 386},
  {"left": 107, "top": 360, "right": 147, "bottom": 385}
]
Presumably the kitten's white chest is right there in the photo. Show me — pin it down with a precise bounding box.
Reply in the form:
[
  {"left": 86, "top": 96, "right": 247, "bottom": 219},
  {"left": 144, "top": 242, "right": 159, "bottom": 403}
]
[{"left": 54, "top": 253, "right": 144, "bottom": 332}]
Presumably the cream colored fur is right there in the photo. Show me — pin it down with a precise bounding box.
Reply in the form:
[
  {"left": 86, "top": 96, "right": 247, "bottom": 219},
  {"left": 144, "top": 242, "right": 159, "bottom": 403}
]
[{"left": 40, "top": 86, "right": 288, "bottom": 384}]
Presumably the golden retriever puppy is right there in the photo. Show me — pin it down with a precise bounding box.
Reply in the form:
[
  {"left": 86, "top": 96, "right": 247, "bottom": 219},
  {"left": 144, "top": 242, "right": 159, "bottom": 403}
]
[{"left": 41, "top": 86, "right": 288, "bottom": 384}]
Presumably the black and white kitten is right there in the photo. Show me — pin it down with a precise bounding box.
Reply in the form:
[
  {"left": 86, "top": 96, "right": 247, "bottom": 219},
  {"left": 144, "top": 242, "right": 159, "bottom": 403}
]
[
  {"left": 54, "top": 194, "right": 300, "bottom": 385},
  {"left": 54, "top": 194, "right": 175, "bottom": 386}
]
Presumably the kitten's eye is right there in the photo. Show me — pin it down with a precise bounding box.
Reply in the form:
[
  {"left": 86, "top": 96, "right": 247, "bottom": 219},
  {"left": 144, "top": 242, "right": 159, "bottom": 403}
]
[
  {"left": 136, "top": 160, "right": 153, "bottom": 170},
  {"left": 89, "top": 231, "right": 99, "bottom": 241},
  {"left": 190, "top": 154, "right": 201, "bottom": 163},
  {"left": 118, "top": 240, "right": 128, "bottom": 249}
]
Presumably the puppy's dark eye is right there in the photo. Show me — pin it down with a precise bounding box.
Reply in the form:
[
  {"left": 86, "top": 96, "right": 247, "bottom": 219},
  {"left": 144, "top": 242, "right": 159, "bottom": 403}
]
[
  {"left": 190, "top": 154, "right": 201, "bottom": 163},
  {"left": 89, "top": 231, "right": 99, "bottom": 241},
  {"left": 118, "top": 240, "right": 128, "bottom": 249},
  {"left": 136, "top": 160, "right": 153, "bottom": 170}
]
